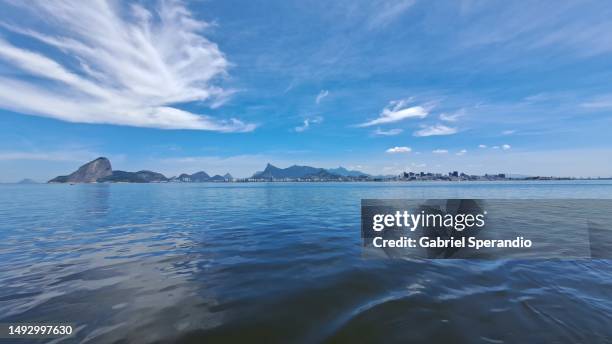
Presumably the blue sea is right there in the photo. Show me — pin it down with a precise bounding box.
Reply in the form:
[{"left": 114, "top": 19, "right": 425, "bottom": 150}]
[{"left": 1, "top": 181, "right": 611, "bottom": 343}]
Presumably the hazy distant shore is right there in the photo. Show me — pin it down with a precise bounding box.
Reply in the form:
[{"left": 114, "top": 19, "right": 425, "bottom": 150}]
[{"left": 35, "top": 157, "right": 610, "bottom": 185}]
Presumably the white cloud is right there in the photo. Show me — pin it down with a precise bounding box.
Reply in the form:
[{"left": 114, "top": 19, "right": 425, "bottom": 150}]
[
  {"left": 432, "top": 149, "right": 448, "bottom": 154},
  {"left": 373, "top": 128, "right": 403, "bottom": 136},
  {"left": 478, "top": 144, "right": 487, "bottom": 148},
  {"left": 502, "top": 130, "right": 516, "bottom": 135},
  {"left": 492, "top": 146, "right": 500, "bottom": 149},
  {"left": 439, "top": 109, "right": 464, "bottom": 122},
  {"left": 502, "top": 144, "right": 511, "bottom": 150},
  {"left": 294, "top": 121, "right": 309, "bottom": 132},
  {"left": 413, "top": 124, "right": 458, "bottom": 137},
  {"left": 358, "top": 99, "right": 428, "bottom": 127},
  {"left": 439, "top": 113, "right": 459, "bottom": 122},
  {"left": 386, "top": 146, "right": 412, "bottom": 153},
  {"left": 315, "top": 90, "right": 329, "bottom": 104},
  {"left": 456, "top": 149, "right": 467, "bottom": 156},
  {"left": 0, "top": 1, "right": 255, "bottom": 132},
  {"left": 294, "top": 116, "right": 323, "bottom": 132}
]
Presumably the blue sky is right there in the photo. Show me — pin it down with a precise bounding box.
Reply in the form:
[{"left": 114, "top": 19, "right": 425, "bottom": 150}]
[{"left": 1, "top": 0, "right": 612, "bottom": 181}]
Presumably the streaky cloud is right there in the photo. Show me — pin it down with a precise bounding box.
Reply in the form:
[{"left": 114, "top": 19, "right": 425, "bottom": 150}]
[
  {"left": 0, "top": 1, "right": 255, "bottom": 132},
  {"left": 358, "top": 99, "right": 428, "bottom": 127},
  {"left": 294, "top": 116, "right": 323, "bottom": 132},
  {"left": 413, "top": 124, "right": 457, "bottom": 137},
  {"left": 368, "top": 0, "right": 416, "bottom": 29},
  {"left": 315, "top": 90, "right": 329, "bottom": 104},
  {"left": 373, "top": 128, "right": 403, "bottom": 136},
  {"left": 439, "top": 109, "right": 464, "bottom": 122}
]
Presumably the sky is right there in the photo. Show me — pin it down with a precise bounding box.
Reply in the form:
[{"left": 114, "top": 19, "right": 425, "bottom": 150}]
[{"left": 1, "top": 0, "right": 612, "bottom": 182}]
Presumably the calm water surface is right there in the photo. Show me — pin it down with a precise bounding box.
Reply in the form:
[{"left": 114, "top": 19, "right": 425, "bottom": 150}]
[{"left": 1, "top": 181, "right": 611, "bottom": 343}]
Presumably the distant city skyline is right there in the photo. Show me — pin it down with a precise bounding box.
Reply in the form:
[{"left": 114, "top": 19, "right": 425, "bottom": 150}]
[{"left": 1, "top": 1, "right": 612, "bottom": 182}]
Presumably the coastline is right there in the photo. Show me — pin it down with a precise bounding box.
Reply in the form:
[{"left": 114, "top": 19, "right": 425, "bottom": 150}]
[{"left": 4, "top": 178, "right": 610, "bottom": 185}]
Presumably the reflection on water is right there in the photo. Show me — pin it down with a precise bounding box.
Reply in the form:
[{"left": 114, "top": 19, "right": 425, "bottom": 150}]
[
  {"left": 81, "top": 184, "right": 111, "bottom": 218},
  {"left": 0, "top": 181, "right": 611, "bottom": 343}
]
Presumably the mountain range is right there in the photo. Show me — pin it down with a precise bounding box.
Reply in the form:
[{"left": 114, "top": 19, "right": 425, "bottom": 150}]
[
  {"left": 47, "top": 157, "right": 371, "bottom": 183},
  {"left": 173, "top": 171, "right": 233, "bottom": 182},
  {"left": 43, "top": 157, "right": 534, "bottom": 183},
  {"left": 48, "top": 157, "right": 236, "bottom": 183}
]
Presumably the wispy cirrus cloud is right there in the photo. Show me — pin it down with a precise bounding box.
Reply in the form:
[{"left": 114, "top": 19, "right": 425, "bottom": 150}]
[
  {"left": 373, "top": 128, "right": 403, "bottom": 136},
  {"left": 315, "top": 90, "right": 329, "bottom": 104},
  {"left": 439, "top": 109, "right": 464, "bottom": 122},
  {"left": 358, "top": 99, "right": 428, "bottom": 127},
  {"left": 413, "top": 124, "right": 457, "bottom": 137},
  {"left": 458, "top": 2, "right": 612, "bottom": 58},
  {"left": 367, "top": 0, "right": 416, "bottom": 30},
  {"left": 0, "top": 1, "right": 255, "bottom": 132},
  {"left": 581, "top": 94, "right": 612, "bottom": 109},
  {"left": 432, "top": 149, "right": 448, "bottom": 154},
  {"left": 294, "top": 116, "right": 323, "bottom": 132}
]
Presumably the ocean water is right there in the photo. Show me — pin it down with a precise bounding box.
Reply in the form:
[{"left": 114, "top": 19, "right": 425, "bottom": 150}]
[{"left": 1, "top": 181, "right": 611, "bottom": 343}]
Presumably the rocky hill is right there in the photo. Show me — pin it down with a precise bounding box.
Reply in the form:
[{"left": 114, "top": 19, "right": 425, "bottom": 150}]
[
  {"left": 98, "top": 170, "right": 168, "bottom": 183},
  {"left": 48, "top": 158, "right": 168, "bottom": 183},
  {"left": 252, "top": 163, "right": 341, "bottom": 180},
  {"left": 48, "top": 157, "right": 112, "bottom": 183}
]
